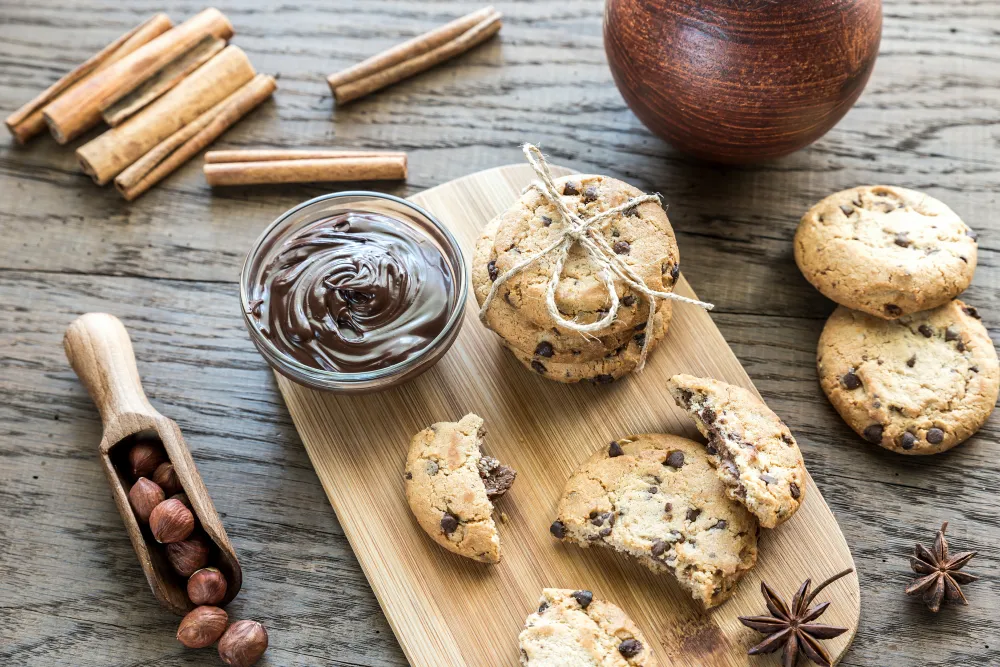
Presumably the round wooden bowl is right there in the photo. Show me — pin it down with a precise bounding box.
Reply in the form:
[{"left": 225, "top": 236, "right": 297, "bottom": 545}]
[{"left": 604, "top": 0, "right": 882, "bottom": 163}]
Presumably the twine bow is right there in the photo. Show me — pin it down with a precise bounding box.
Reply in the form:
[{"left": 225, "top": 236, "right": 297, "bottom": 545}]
[{"left": 479, "top": 144, "right": 713, "bottom": 371}]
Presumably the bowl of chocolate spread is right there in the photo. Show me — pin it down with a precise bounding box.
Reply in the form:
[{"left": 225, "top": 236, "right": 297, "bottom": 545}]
[{"left": 241, "top": 192, "right": 467, "bottom": 392}]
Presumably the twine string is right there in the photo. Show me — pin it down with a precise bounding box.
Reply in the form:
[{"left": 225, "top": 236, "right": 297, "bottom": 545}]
[{"left": 479, "top": 144, "right": 713, "bottom": 371}]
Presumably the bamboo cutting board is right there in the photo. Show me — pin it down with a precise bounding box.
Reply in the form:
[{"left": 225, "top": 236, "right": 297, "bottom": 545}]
[{"left": 275, "top": 164, "right": 860, "bottom": 666}]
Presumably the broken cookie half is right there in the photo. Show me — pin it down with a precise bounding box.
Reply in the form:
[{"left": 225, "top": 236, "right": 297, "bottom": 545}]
[
  {"left": 404, "top": 413, "right": 516, "bottom": 564},
  {"left": 667, "top": 374, "right": 807, "bottom": 528}
]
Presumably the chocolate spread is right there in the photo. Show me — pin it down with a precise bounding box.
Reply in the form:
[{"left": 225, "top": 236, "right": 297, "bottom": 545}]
[{"left": 249, "top": 211, "right": 454, "bottom": 373}]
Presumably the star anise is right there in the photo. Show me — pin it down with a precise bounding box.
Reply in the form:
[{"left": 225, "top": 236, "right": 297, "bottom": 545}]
[
  {"left": 739, "top": 568, "right": 853, "bottom": 667},
  {"left": 905, "top": 521, "right": 978, "bottom": 613}
]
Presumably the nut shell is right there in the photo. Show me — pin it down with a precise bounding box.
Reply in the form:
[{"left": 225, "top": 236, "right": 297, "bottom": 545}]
[
  {"left": 127, "top": 477, "right": 164, "bottom": 524},
  {"left": 149, "top": 498, "right": 195, "bottom": 544},
  {"left": 218, "top": 620, "right": 268, "bottom": 667},
  {"left": 177, "top": 605, "right": 228, "bottom": 649},
  {"left": 188, "top": 567, "right": 228, "bottom": 605},
  {"left": 166, "top": 534, "right": 210, "bottom": 577},
  {"left": 152, "top": 461, "right": 182, "bottom": 496},
  {"left": 128, "top": 441, "right": 166, "bottom": 479}
]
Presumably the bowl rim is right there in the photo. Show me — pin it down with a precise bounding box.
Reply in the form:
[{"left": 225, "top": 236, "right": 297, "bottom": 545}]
[{"left": 239, "top": 190, "right": 469, "bottom": 386}]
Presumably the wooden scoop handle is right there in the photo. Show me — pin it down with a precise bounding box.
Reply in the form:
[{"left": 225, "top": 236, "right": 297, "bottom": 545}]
[{"left": 64, "top": 312, "right": 161, "bottom": 433}]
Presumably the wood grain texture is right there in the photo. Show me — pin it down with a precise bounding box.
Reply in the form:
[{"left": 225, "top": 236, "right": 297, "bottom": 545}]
[
  {"left": 278, "top": 164, "right": 860, "bottom": 666},
  {"left": 1, "top": 1, "right": 999, "bottom": 665},
  {"left": 605, "top": 0, "right": 883, "bottom": 163}
]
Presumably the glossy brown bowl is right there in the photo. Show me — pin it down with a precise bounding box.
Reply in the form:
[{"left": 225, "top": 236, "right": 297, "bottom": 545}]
[{"left": 604, "top": 0, "right": 882, "bottom": 163}]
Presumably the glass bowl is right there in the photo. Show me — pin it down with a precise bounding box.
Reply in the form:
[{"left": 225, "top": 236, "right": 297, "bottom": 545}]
[{"left": 240, "top": 192, "right": 467, "bottom": 392}]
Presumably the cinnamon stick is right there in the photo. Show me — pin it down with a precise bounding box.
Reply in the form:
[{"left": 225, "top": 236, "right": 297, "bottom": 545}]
[
  {"left": 203, "top": 156, "right": 407, "bottom": 186},
  {"left": 327, "top": 7, "right": 501, "bottom": 105},
  {"left": 78, "top": 45, "right": 256, "bottom": 186},
  {"left": 4, "top": 13, "right": 173, "bottom": 144},
  {"left": 203, "top": 149, "right": 406, "bottom": 163},
  {"left": 115, "top": 74, "right": 277, "bottom": 201},
  {"left": 44, "top": 8, "right": 235, "bottom": 144},
  {"left": 101, "top": 35, "right": 226, "bottom": 127}
]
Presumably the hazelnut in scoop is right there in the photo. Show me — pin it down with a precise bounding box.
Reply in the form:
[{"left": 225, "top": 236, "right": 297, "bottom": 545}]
[
  {"left": 149, "top": 497, "right": 195, "bottom": 543},
  {"left": 128, "top": 440, "right": 166, "bottom": 479},
  {"left": 166, "top": 534, "right": 210, "bottom": 577},
  {"left": 188, "top": 567, "right": 228, "bottom": 605},
  {"left": 152, "top": 461, "right": 182, "bottom": 496},
  {"left": 127, "top": 477, "right": 164, "bottom": 524}
]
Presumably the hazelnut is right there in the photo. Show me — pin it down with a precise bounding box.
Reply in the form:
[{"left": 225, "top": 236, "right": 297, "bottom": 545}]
[
  {"left": 188, "top": 567, "right": 228, "bottom": 605},
  {"left": 166, "top": 534, "right": 210, "bottom": 577},
  {"left": 176, "top": 605, "right": 228, "bottom": 648},
  {"left": 170, "top": 492, "right": 191, "bottom": 508},
  {"left": 149, "top": 498, "right": 195, "bottom": 543},
  {"left": 152, "top": 461, "right": 182, "bottom": 496},
  {"left": 127, "top": 477, "right": 164, "bottom": 524},
  {"left": 128, "top": 440, "right": 166, "bottom": 479},
  {"left": 218, "top": 620, "right": 268, "bottom": 667}
]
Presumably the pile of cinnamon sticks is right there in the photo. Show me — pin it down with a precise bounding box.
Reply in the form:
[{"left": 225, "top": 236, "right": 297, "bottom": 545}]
[
  {"left": 6, "top": 8, "right": 276, "bottom": 200},
  {"left": 327, "top": 6, "right": 502, "bottom": 105}
]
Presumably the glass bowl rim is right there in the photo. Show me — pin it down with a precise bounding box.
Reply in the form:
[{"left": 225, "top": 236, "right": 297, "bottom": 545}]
[{"left": 239, "top": 190, "right": 469, "bottom": 385}]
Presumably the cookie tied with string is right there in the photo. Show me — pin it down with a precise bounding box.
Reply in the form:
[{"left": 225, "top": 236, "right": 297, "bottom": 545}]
[{"left": 475, "top": 144, "right": 712, "bottom": 382}]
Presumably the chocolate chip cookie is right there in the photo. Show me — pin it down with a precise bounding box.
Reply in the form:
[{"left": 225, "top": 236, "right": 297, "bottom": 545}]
[
  {"left": 667, "top": 375, "right": 807, "bottom": 528},
  {"left": 490, "top": 173, "right": 679, "bottom": 336},
  {"left": 817, "top": 300, "right": 998, "bottom": 454},
  {"left": 795, "top": 186, "right": 978, "bottom": 319},
  {"left": 473, "top": 216, "right": 665, "bottom": 363},
  {"left": 404, "top": 414, "right": 516, "bottom": 563},
  {"left": 551, "top": 434, "right": 758, "bottom": 608},
  {"left": 518, "top": 588, "right": 659, "bottom": 666}
]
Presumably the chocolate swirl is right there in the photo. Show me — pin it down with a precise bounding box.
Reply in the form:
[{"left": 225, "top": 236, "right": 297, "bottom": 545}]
[{"left": 250, "top": 211, "right": 454, "bottom": 373}]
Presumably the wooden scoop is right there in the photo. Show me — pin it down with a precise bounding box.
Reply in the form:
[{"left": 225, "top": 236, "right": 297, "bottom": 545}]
[{"left": 64, "top": 312, "right": 242, "bottom": 615}]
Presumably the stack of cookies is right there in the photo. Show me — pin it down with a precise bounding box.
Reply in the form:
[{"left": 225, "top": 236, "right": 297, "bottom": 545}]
[
  {"left": 795, "top": 185, "right": 999, "bottom": 454},
  {"left": 473, "top": 173, "right": 680, "bottom": 384}
]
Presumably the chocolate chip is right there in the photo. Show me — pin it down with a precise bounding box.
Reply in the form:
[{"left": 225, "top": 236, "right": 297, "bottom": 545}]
[
  {"left": 563, "top": 182, "right": 580, "bottom": 196},
  {"left": 670, "top": 263, "right": 681, "bottom": 281},
  {"left": 963, "top": 305, "right": 981, "bottom": 319},
  {"left": 404, "top": 471, "right": 412, "bottom": 480},
  {"left": 440, "top": 512, "right": 459, "bottom": 534},
  {"left": 608, "top": 441, "right": 624, "bottom": 457},
  {"left": 907, "top": 355, "right": 916, "bottom": 368},
  {"left": 613, "top": 241, "right": 630, "bottom": 255},
  {"left": 967, "top": 228, "right": 978, "bottom": 240},
  {"left": 863, "top": 424, "right": 884, "bottom": 443},
  {"left": 621, "top": 295, "right": 636, "bottom": 307},
  {"left": 534, "top": 341, "right": 554, "bottom": 358},
  {"left": 686, "top": 508, "right": 702, "bottom": 522},
  {"left": 541, "top": 215, "right": 553, "bottom": 226},
  {"left": 591, "top": 374, "right": 614, "bottom": 384},
  {"left": 760, "top": 473, "right": 778, "bottom": 485},
  {"left": 712, "top": 520, "right": 728, "bottom": 530},
  {"left": 425, "top": 460, "right": 439, "bottom": 476},
  {"left": 487, "top": 260, "right": 498, "bottom": 282},
  {"left": 895, "top": 232, "right": 910, "bottom": 247},
  {"left": 591, "top": 512, "right": 611, "bottom": 526},
  {"left": 958, "top": 341, "right": 966, "bottom": 352},
  {"left": 664, "top": 502, "right": 672, "bottom": 513},
  {"left": 549, "top": 520, "right": 566, "bottom": 539},
  {"left": 926, "top": 428, "right": 945, "bottom": 445},
  {"left": 781, "top": 434, "right": 795, "bottom": 446},
  {"left": 582, "top": 186, "right": 598, "bottom": 203},
  {"left": 572, "top": 590, "right": 593, "bottom": 608},
  {"left": 945, "top": 327, "right": 959, "bottom": 342},
  {"left": 664, "top": 451, "right": 685, "bottom": 469},
  {"left": 623, "top": 205, "right": 638, "bottom": 217},
  {"left": 599, "top": 526, "right": 612, "bottom": 537},
  {"left": 841, "top": 371, "right": 861, "bottom": 390},
  {"left": 619, "top": 639, "right": 643, "bottom": 658},
  {"left": 839, "top": 204, "right": 854, "bottom": 216},
  {"left": 648, "top": 486, "right": 658, "bottom": 494},
  {"left": 971, "top": 365, "right": 979, "bottom": 373},
  {"left": 633, "top": 333, "right": 646, "bottom": 347},
  {"left": 531, "top": 360, "right": 547, "bottom": 374},
  {"left": 884, "top": 304, "right": 902, "bottom": 316},
  {"left": 918, "top": 324, "right": 933, "bottom": 338},
  {"left": 900, "top": 432, "right": 916, "bottom": 450},
  {"left": 651, "top": 540, "right": 668, "bottom": 557},
  {"left": 790, "top": 483, "right": 801, "bottom": 499},
  {"left": 537, "top": 601, "right": 549, "bottom": 614}
]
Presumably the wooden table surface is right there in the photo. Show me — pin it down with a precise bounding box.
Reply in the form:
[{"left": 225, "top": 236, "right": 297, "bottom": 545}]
[{"left": 1, "top": 1, "right": 997, "bottom": 665}]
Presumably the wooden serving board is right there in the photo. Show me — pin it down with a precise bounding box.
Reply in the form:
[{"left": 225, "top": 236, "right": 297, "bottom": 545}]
[{"left": 276, "top": 165, "right": 860, "bottom": 666}]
